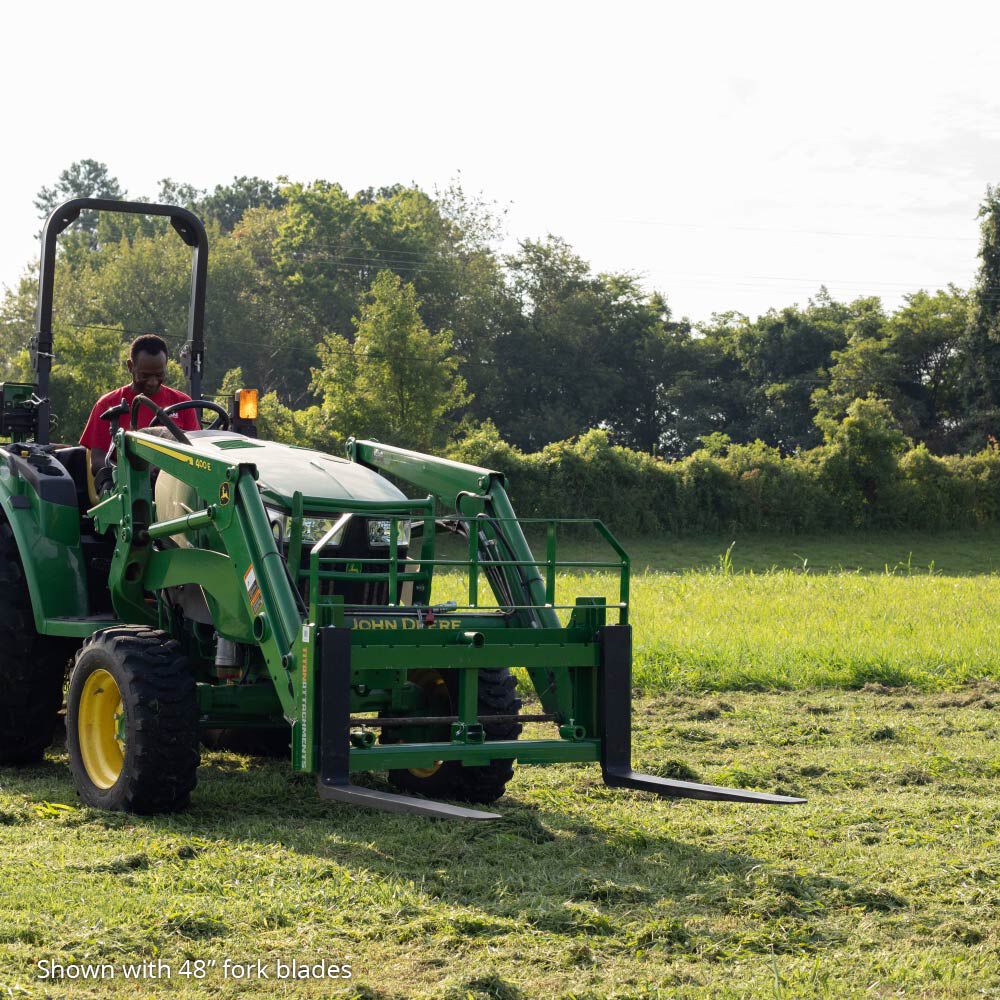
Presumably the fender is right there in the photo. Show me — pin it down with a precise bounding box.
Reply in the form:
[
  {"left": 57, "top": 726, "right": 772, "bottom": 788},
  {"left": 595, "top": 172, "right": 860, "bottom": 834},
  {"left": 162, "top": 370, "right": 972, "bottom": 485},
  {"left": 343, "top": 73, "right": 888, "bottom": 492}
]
[{"left": 0, "top": 459, "right": 90, "bottom": 634}]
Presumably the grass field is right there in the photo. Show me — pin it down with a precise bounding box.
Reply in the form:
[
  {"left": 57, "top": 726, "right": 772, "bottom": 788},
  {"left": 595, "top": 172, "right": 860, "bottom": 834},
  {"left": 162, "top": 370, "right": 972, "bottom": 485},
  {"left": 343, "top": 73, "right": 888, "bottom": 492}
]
[
  {"left": 2, "top": 530, "right": 999, "bottom": 998},
  {"left": 441, "top": 527, "right": 1000, "bottom": 693},
  {"left": 553, "top": 526, "right": 1000, "bottom": 575},
  {"left": 1, "top": 686, "right": 998, "bottom": 998}
]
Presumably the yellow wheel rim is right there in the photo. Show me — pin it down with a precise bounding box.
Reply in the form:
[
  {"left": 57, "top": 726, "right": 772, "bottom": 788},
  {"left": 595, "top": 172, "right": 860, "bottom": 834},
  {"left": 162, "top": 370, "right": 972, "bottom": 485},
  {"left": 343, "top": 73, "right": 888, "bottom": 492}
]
[
  {"left": 407, "top": 672, "right": 447, "bottom": 778},
  {"left": 78, "top": 668, "right": 125, "bottom": 790},
  {"left": 408, "top": 762, "right": 442, "bottom": 778}
]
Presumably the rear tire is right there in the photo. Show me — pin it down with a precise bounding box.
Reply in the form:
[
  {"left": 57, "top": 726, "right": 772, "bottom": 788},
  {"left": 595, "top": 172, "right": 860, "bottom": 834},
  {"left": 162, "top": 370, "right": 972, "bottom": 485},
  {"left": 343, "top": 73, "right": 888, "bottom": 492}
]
[
  {"left": 386, "top": 668, "right": 522, "bottom": 804},
  {"left": 0, "top": 522, "right": 75, "bottom": 765},
  {"left": 67, "top": 627, "right": 199, "bottom": 813}
]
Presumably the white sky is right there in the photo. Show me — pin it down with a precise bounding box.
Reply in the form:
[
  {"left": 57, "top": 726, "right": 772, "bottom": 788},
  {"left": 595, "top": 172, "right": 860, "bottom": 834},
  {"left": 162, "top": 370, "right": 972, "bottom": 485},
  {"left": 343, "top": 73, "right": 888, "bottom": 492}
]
[{"left": 2, "top": 0, "right": 997, "bottom": 324}]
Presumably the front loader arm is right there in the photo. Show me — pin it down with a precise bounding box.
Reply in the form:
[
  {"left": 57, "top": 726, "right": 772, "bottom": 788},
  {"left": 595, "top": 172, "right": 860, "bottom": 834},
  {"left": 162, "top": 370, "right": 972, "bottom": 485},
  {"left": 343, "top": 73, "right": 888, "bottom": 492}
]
[
  {"left": 93, "top": 430, "right": 304, "bottom": 719},
  {"left": 347, "top": 438, "right": 558, "bottom": 627},
  {"left": 348, "top": 438, "right": 572, "bottom": 714}
]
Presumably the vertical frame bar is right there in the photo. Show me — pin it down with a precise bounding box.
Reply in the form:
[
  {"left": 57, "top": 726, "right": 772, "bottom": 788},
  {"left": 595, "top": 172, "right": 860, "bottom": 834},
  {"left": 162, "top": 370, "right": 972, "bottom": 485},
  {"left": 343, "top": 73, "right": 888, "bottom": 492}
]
[
  {"left": 545, "top": 520, "right": 557, "bottom": 605},
  {"left": 388, "top": 517, "right": 399, "bottom": 606},
  {"left": 458, "top": 668, "right": 479, "bottom": 726},
  {"left": 468, "top": 517, "right": 480, "bottom": 608},
  {"left": 287, "top": 490, "right": 304, "bottom": 590}
]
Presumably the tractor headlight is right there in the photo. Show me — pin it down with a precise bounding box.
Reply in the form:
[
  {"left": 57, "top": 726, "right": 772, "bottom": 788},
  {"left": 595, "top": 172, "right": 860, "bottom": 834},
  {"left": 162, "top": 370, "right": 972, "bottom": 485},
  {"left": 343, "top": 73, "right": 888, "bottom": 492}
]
[
  {"left": 367, "top": 518, "right": 411, "bottom": 547},
  {"left": 266, "top": 508, "right": 351, "bottom": 547},
  {"left": 302, "top": 516, "right": 351, "bottom": 545}
]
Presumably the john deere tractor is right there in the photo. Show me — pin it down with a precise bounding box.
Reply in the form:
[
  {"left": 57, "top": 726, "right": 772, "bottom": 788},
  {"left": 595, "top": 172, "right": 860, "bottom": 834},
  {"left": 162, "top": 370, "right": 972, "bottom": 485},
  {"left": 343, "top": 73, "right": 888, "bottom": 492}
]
[{"left": 0, "top": 198, "right": 802, "bottom": 818}]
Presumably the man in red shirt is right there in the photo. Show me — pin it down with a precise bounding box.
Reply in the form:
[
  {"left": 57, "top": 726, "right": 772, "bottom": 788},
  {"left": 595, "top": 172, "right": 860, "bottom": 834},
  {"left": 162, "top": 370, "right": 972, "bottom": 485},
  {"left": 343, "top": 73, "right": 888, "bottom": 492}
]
[{"left": 79, "top": 334, "right": 201, "bottom": 476}]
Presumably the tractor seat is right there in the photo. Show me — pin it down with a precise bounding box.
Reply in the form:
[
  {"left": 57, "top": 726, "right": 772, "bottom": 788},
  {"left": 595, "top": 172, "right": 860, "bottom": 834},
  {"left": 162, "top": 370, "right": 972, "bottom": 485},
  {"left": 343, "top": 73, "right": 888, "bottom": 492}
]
[{"left": 53, "top": 446, "right": 100, "bottom": 510}]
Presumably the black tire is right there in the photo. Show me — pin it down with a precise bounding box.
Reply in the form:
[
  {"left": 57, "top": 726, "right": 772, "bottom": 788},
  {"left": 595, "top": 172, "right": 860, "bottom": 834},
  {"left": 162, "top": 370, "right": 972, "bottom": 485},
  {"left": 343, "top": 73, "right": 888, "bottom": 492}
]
[
  {"left": 0, "top": 521, "right": 76, "bottom": 765},
  {"left": 202, "top": 725, "right": 291, "bottom": 758},
  {"left": 66, "top": 627, "right": 199, "bottom": 813},
  {"left": 386, "top": 668, "right": 522, "bottom": 804}
]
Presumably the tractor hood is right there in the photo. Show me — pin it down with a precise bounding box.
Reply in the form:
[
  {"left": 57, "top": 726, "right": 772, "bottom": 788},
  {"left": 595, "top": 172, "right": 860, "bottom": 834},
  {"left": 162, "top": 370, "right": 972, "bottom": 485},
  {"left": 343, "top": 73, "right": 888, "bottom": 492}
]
[{"left": 188, "top": 430, "right": 407, "bottom": 509}]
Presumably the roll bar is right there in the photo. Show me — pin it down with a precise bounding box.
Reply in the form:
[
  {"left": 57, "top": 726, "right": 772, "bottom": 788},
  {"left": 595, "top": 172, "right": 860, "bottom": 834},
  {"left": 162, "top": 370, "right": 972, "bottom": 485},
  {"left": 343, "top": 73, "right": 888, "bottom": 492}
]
[{"left": 33, "top": 198, "right": 208, "bottom": 443}]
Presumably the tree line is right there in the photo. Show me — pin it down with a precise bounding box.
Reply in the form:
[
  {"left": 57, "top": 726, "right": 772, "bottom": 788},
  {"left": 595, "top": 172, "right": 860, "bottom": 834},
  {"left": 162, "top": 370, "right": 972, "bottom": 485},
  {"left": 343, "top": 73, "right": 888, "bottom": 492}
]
[{"left": 3, "top": 160, "right": 1000, "bottom": 468}]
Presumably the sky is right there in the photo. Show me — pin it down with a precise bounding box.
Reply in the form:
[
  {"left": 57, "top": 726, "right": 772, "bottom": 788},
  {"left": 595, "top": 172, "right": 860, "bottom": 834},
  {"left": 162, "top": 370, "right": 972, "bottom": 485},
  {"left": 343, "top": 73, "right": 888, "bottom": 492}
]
[{"left": 2, "top": 0, "right": 998, "bottom": 324}]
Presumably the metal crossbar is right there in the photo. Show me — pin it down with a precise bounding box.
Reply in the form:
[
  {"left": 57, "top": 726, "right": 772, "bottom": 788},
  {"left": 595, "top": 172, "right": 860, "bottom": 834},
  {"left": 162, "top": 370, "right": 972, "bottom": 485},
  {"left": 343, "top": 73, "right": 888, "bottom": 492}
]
[{"left": 303, "top": 513, "right": 630, "bottom": 625}]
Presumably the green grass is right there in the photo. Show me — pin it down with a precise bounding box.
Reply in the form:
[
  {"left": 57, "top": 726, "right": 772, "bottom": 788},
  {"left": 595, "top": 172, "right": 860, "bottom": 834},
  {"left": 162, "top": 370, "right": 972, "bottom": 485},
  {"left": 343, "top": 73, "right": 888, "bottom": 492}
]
[
  {"left": 434, "top": 528, "right": 1000, "bottom": 692},
  {"left": 545, "top": 526, "right": 1000, "bottom": 576},
  {"left": 2, "top": 686, "right": 999, "bottom": 998}
]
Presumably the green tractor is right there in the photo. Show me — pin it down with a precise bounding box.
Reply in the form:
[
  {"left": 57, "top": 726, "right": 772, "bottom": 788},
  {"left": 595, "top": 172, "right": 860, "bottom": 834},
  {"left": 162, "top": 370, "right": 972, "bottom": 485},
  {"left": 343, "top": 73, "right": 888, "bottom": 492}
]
[{"left": 0, "top": 198, "right": 803, "bottom": 818}]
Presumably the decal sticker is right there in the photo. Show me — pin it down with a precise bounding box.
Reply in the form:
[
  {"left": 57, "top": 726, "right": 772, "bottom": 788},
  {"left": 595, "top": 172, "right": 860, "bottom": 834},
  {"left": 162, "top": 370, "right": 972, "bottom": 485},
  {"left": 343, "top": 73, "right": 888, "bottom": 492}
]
[
  {"left": 140, "top": 438, "right": 194, "bottom": 466},
  {"left": 300, "top": 640, "right": 309, "bottom": 760},
  {"left": 351, "top": 617, "right": 461, "bottom": 631},
  {"left": 219, "top": 482, "right": 231, "bottom": 506},
  {"left": 243, "top": 565, "right": 264, "bottom": 615}
]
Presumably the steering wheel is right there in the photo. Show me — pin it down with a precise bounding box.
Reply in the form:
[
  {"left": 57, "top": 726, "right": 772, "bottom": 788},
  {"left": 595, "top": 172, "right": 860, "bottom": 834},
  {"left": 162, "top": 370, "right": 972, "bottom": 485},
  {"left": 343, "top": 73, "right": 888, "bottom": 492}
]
[{"left": 155, "top": 399, "right": 231, "bottom": 433}]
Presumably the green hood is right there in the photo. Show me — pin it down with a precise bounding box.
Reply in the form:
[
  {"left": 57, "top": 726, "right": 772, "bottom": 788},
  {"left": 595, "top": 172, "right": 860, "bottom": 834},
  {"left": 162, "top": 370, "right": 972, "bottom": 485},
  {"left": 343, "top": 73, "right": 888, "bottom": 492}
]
[{"left": 189, "top": 430, "right": 407, "bottom": 508}]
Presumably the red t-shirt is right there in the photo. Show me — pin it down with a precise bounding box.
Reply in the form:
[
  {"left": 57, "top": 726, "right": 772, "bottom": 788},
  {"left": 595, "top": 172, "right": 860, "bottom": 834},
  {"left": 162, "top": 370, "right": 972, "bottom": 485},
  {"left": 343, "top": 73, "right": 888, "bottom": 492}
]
[{"left": 79, "top": 384, "right": 201, "bottom": 452}]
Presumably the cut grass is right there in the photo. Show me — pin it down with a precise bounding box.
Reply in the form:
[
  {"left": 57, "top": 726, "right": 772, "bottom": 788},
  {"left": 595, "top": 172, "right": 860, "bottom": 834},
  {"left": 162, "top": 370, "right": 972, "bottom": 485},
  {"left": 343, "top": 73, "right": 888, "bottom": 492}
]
[
  {"left": 4, "top": 531, "right": 998, "bottom": 995},
  {"left": 2, "top": 686, "right": 999, "bottom": 998}
]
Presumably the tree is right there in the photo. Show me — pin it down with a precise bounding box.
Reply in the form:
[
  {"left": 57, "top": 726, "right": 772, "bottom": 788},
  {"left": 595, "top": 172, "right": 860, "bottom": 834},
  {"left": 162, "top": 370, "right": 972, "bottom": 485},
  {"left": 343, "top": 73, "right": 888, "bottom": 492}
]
[
  {"left": 484, "top": 237, "right": 686, "bottom": 452},
  {"left": 310, "top": 271, "right": 470, "bottom": 451},
  {"left": 958, "top": 185, "right": 1000, "bottom": 450},
  {"left": 35, "top": 159, "right": 125, "bottom": 221},
  {"left": 655, "top": 317, "right": 749, "bottom": 458},
  {"left": 157, "top": 178, "right": 205, "bottom": 211},
  {"left": 818, "top": 396, "right": 910, "bottom": 521},
  {"left": 814, "top": 287, "right": 967, "bottom": 449},
  {"left": 708, "top": 290, "right": 858, "bottom": 452},
  {"left": 201, "top": 177, "right": 287, "bottom": 233},
  {"left": 34, "top": 160, "right": 126, "bottom": 253}
]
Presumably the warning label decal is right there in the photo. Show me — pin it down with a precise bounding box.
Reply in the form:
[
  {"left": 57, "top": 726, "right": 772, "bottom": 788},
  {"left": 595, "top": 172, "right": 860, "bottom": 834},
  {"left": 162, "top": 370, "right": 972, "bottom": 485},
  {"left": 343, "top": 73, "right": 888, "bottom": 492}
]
[{"left": 243, "top": 565, "right": 264, "bottom": 615}]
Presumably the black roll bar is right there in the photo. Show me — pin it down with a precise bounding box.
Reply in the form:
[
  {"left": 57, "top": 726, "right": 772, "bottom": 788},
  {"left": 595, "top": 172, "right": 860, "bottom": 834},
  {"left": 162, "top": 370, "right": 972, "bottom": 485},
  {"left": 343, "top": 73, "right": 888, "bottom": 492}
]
[{"left": 33, "top": 198, "right": 208, "bottom": 444}]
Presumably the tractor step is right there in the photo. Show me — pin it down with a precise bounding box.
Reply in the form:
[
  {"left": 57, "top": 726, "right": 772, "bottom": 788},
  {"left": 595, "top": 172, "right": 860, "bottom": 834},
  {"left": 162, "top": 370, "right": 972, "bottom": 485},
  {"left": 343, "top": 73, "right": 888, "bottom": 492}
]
[
  {"left": 602, "top": 768, "right": 805, "bottom": 804},
  {"left": 317, "top": 779, "right": 500, "bottom": 820}
]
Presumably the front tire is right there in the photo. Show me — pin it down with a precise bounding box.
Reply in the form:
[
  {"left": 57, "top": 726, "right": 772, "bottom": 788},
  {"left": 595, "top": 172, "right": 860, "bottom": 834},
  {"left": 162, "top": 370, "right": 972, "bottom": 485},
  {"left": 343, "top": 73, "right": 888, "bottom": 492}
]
[
  {"left": 386, "top": 668, "right": 522, "bottom": 804},
  {"left": 67, "top": 627, "right": 199, "bottom": 813}
]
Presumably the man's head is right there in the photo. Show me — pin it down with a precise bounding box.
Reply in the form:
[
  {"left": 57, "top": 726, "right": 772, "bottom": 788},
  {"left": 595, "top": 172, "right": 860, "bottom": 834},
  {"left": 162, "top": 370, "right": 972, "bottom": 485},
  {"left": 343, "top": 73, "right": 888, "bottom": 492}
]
[{"left": 127, "top": 334, "right": 169, "bottom": 396}]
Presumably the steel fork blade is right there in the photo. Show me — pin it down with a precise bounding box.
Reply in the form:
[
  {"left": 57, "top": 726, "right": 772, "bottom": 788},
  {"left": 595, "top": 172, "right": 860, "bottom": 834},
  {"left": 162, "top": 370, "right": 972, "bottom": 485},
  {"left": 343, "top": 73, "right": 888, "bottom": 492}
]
[
  {"left": 603, "top": 768, "right": 806, "bottom": 805},
  {"left": 317, "top": 779, "right": 502, "bottom": 820}
]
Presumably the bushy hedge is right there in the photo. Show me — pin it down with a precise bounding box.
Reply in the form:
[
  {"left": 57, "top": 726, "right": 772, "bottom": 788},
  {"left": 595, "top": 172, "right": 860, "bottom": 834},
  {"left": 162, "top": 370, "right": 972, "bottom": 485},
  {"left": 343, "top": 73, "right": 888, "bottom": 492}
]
[{"left": 446, "top": 399, "right": 1000, "bottom": 536}]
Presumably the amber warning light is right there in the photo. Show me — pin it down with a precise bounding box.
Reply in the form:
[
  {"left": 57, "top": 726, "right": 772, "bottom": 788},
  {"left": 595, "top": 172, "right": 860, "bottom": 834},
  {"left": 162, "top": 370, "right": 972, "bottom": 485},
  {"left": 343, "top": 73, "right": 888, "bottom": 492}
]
[{"left": 237, "top": 389, "right": 259, "bottom": 420}]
